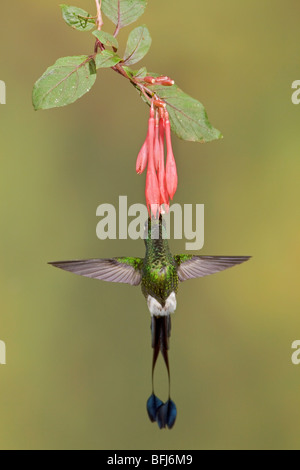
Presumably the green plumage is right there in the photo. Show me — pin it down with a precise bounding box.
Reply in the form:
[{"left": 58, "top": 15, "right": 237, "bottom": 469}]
[
  {"left": 141, "top": 217, "right": 179, "bottom": 307},
  {"left": 50, "top": 217, "right": 250, "bottom": 301}
]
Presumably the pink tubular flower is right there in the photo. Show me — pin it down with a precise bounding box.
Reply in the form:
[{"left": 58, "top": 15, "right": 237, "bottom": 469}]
[
  {"left": 145, "top": 166, "right": 160, "bottom": 218},
  {"left": 136, "top": 102, "right": 178, "bottom": 217},
  {"left": 145, "top": 106, "right": 160, "bottom": 217},
  {"left": 165, "top": 111, "right": 178, "bottom": 200},
  {"left": 153, "top": 114, "right": 160, "bottom": 172},
  {"left": 158, "top": 157, "right": 169, "bottom": 214},
  {"left": 136, "top": 139, "right": 148, "bottom": 175},
  {"left": 136, "top": 104, "right": 156, "bottom": 175},
  {"left": 158, "top": 115, "right": 169, "bottom": 212}
]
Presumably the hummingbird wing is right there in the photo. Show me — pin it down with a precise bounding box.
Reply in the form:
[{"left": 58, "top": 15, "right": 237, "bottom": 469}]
[
  {"left": 49, "top": 257, "right": 144, "bottom": 286},
  {"left": 174, "top": 255, "right": 251, "bottom": 282}
]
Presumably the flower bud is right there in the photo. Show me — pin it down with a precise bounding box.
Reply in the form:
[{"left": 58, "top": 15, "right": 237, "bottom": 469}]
[
  {"left": 153, "top": 99, "right": 166, "bottom": 109},
  {"left": 143, "top": 76, "right": 156, "bottom": 84},
  {"left": 154, "top": 76, "right": 175, "bottom": 86}
]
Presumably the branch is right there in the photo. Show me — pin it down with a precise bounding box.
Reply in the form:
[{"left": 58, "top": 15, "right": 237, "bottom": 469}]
[
  {"left": 95, "top": 0, "right": 103, "bottom": 31},
  {"left": 91, "top": 1, "right": 157, "bottom": 105},
  {"left": 111, "top": 63, "right": 157, "bottom": 104}
]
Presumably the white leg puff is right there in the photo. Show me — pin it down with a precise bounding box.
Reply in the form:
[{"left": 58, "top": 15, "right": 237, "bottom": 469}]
[{"left": 147, "top": 292, "right": 177, "bottom": 317}]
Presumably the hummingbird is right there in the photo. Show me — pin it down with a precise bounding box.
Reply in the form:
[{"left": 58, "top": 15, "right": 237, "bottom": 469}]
[{"left": 49, "top": 216, "right": 250, "bottom": 429}]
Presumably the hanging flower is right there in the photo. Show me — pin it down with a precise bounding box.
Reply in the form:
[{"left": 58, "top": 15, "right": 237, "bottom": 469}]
[
  {"left": 165, "top": 111, "right": 178, "bottom": 200},
  {"left": 145, "top": 104, "right": 160, "bottom": 217},
  {"left": 136, "top": 82, "right": 178, "bottom": 217},
  {"left": 158, "top": 112, "right": 169, "bottom": 213},
  {"left": 136, "top": 139, "right": 148, "bottom": 175},
  {"left": 153, "top": 114, "right": 160, "bottom": 172}
]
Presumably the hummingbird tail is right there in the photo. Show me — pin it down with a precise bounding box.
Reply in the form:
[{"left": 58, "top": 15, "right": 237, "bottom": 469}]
[
  {"left": 151, "top": 315, "right": 171, "bottom": 387},
  {"left": 147, "top": 315, "right": 177, "bottom": 429}
]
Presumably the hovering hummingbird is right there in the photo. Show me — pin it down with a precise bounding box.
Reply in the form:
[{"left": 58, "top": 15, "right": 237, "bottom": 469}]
[{"left": 49, "top": 217, "right": 250, "bottom": 429}]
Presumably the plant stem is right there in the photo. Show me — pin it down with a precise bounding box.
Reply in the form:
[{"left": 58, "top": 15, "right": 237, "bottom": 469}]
[
  {"left": 91, "top": 0, "right": 158, "bottom": 107},
  {"left": 95, "top": 0, "right": 103, "bottom": 31},
  {"left": 113, "top": 0, "right": 122, "bottom": 37},
  {"left": 111, "top": 63, "right": 157, "bottom": 103}
]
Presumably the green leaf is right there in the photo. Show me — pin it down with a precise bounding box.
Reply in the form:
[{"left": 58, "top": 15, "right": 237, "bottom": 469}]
[
  {"left": 102, "top": 0, "right": 147, "bottom": 28},
  {"left": 122, "top": 66, "right": 148, "bottom": 79},
  {"left": 60, "top": 4, "right": 95, "bottom": 32},
  {"left": 148, "top": 82, "right": 222, "bottom": 143},
  {"left": 93, "top": 30, "right": 119, "bottom": 49},
  {"left": 134, "top": 66, "right": 148, "bottom": 78},
  {"left": 121, "top": 66, "right": 135, "bottom": 79},
  {"left": 124, "top": 25, "right": 151, "bottom": 66},
  {"left": 94, "top": 50, "right": 122, "bottom": 69},
  {"left": 32, "top": 56, "right": 97, "bottom": 110}
]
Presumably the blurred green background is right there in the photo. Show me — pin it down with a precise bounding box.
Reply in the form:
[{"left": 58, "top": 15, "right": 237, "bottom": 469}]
[{"left": 0, "top": 0, "right": 300, "bottom": 450}]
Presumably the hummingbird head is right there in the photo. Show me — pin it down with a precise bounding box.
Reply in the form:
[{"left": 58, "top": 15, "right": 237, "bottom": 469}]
[{"left": 143, "top": 216, "right": 168, "bottom": 244}]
